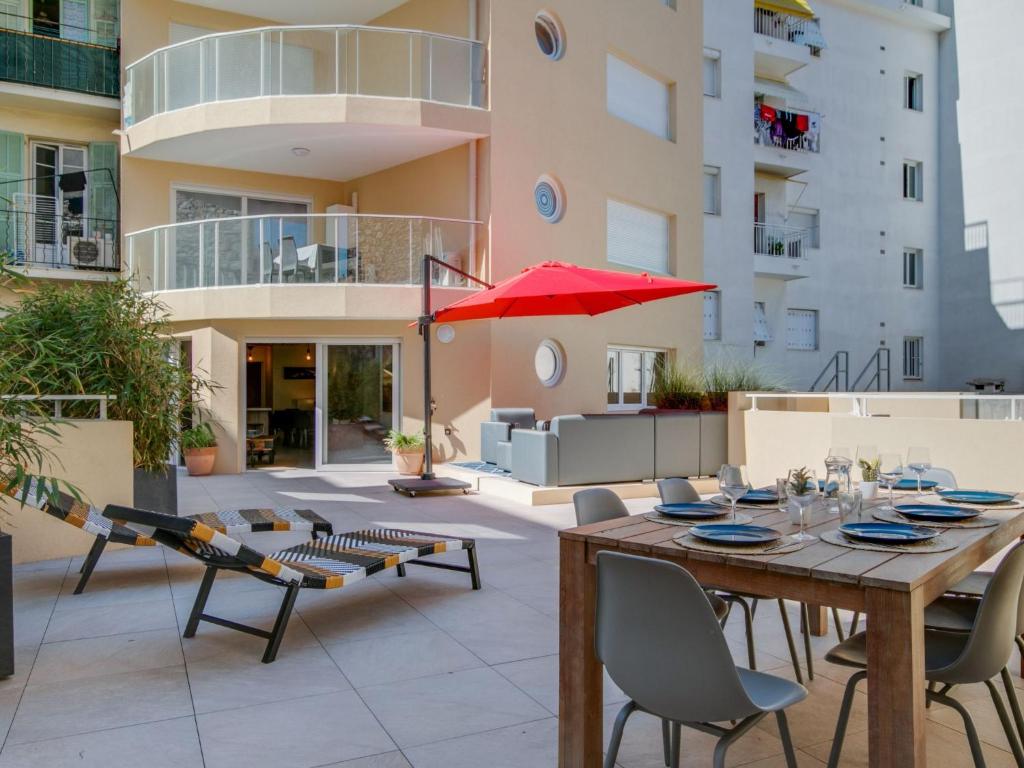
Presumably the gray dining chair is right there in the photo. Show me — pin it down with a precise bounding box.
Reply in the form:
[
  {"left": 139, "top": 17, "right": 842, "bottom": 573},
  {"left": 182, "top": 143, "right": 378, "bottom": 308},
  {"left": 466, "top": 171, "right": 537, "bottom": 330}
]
[
  {"left": 597, "top": 551, "right": 807, "bottom": 768},
  {"left": 825, "top": 539, "right": 1024, "bottom": 768},
  {"left": 652, "top": 479, "right": 813, "bottom": 683},
  {"left": 923, "top": 467, "right": 958, "bottom": 489}
]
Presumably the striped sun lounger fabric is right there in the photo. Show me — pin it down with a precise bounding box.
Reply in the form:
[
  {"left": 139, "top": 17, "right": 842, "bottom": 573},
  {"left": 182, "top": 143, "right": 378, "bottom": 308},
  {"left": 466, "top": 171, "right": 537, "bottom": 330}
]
[{"left": 183, "top": 508, "right": 332, "bottom": 536}]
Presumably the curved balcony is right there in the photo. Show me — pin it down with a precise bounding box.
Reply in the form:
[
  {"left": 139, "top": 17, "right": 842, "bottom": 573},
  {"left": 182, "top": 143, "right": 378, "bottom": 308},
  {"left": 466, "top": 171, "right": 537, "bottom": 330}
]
[
  {"left": 122, "top": 26, "right": 489, "bottom": 179},
  {"left": 125, "top": 214, "right": 481, "bottom": 320}
]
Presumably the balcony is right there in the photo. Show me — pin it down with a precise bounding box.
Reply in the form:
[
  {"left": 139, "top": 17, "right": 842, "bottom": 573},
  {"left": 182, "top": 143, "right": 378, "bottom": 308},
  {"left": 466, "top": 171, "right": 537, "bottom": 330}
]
[
  {"left": 753, "top": 104, "right": 821, "bottom": 177},
  {"left": 125, "top": 213, "right": 480, "bottom": 320},
  {"left": 753, "top": 222, "right": 811, "bottom": 280},
  {"left": 0, "top": 18, "right": 119, "bottom": 101},
  {"left": 753, "top": 9, "right": 822, "bottom": 79},
  {"left": 1, "top": 203, "right": 119, "bottom": 278},
  {"left": 122, "top": 26, "right": 489, "bottom": 180}
]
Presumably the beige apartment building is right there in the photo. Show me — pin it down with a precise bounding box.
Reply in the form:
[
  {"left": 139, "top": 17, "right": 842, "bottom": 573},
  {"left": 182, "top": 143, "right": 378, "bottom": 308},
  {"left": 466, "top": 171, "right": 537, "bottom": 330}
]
[{"left": 2, "top": 0, "right": 705, "bottom": 473}]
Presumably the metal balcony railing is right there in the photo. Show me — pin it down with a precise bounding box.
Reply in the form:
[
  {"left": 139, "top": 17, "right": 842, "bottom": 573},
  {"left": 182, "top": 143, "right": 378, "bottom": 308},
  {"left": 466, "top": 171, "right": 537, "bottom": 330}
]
[
  {"left": 125, "top": 214, "right": 481, "bottom": 293},
  {"left": 1, "top": 206, "right": 119, "bottom": 272},
  {"left": 753, "top": 222, "right": 812, "bottom": 260},
  {"left": 754, "top": 8, "right": 815, "bottom": 45},
  {"left": 0, "top": 13, "right": 119, "bottom": 97},
  {"left": 124, "top": 25, "right": 486, "bottom": 127},
  {"left": 754, "top": 104, "right": 821, "bottom": 153}
]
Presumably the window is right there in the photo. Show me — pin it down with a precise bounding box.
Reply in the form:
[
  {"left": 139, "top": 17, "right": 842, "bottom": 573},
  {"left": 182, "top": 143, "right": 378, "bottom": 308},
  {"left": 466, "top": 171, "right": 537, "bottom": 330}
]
[
  {"left": 702, "top": 48, "right": 721, "bottom": 97},
  {"left": 607, "top": 199, "right": 670, "bottom": 273},
  {"left": 606, "top": 53, "right": 672, "bottom": 140},
  {"left": 904, "top": 72, "right": 923, "bottom": 111},
  {"left": 786, "top": 309, "right": 818, "bottom": 350},
  {"left": 662, "top": 0, "right": 677, "bottom": 8},
  {"left": 534, "top": 12, "right": 565, "bottom": 61},
  {"left": 607, "top": 347, "right": 666, "bottom": 410},
  {"left": 753, "top": 301, "right": 772, "bottom": 343},
  {"left": 703, "top": 291, "right": 721, "bottom": 340},
  {"left": 903, "top": 336, "right": 923, "bottom": 379},
  {"left": 903, "top": 248, "right": 923, "bottom": 288},
  {"left": 703, "top": 166, "right": 721, "bottom": 215},
  {"left": 903, "top": 161, "right": 923, "bottom": 201}
]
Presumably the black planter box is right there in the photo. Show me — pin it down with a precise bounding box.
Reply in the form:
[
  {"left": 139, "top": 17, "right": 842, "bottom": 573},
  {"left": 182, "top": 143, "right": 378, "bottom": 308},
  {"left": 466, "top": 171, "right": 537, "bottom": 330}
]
[
  {"left": 0, "top": 533, "right": 13, "bottom": 677},
  {"left": 133, "top": 465, "right": 178, "bottom": 514}
]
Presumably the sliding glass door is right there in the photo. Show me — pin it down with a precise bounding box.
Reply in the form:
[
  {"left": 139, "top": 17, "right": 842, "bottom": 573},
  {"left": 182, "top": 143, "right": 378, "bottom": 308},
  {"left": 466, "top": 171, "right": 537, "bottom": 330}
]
[{"left": 317, "top": 342, "right": 399, "bottom": 469}]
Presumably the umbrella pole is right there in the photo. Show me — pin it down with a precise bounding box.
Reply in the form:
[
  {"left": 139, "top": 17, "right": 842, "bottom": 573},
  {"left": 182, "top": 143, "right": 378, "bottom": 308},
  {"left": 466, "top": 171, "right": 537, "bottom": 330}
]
[{"left": 421, "top": 252, "right": 435, "bottom": 480}]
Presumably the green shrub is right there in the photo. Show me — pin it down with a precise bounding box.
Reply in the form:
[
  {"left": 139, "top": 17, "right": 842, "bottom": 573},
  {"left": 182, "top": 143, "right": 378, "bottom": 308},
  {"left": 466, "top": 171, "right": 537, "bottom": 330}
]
[
  {"left": 383, "top": 430, "right": 424, "bottom": 452},
  {"left": 651, "top": 361, "right": 704, "bottom": 410},
  {"left": 181, "top": 422, "right": 217, "bottom": 450}
]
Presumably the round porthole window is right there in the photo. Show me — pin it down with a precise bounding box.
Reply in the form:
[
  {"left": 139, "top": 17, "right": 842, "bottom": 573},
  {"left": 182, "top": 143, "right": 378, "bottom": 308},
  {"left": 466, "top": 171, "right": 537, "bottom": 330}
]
[
  {"left": 534, "top": 174, "right": 565, "bottom": 223},
  {"left": 534, "top": 338, "right": 566, "bottom": 388},
  {"left": 534, "top": 11, "right": 565, "bottom": 61}
]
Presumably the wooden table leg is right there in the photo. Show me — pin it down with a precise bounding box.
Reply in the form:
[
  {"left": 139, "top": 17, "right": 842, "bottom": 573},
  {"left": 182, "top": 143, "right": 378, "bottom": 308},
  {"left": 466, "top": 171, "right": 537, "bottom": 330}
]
[
  {"left": 559, "top": 537, "right": 602, "bottom": 767},
  {"left": 865, "top": 587, "right": 926, "bottom": 767},
  {"left": 806, "top": 603, "right": 828, "bottom": 637}
]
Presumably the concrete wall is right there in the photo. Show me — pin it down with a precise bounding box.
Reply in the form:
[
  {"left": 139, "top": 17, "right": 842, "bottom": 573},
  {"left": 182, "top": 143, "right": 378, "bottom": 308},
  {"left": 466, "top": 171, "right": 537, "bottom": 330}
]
[
  {"left": 0, "top": 421, "right": 133, "bottom": 565},
  {"left": 704, "top": 0, "right": 947, "bottom": 390},
  {"left": 936, "top": 0, "right": 1024, "bottom": 392},
  {"left": 745, "top": 409, "right": 1023, "bottom": 492}
]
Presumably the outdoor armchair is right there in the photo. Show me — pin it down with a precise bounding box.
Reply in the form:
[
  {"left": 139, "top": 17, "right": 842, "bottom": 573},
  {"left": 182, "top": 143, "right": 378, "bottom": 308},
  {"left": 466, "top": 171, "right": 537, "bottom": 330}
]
[{"left": 104, "top": 504, "right": 480, "bottom": 663}]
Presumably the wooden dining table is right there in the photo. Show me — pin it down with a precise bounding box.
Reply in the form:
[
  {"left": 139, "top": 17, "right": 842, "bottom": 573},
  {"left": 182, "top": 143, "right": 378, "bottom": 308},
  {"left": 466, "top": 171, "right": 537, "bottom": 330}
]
[{"left": 558, "top": 495, "right": 1024, "bottom": 767}]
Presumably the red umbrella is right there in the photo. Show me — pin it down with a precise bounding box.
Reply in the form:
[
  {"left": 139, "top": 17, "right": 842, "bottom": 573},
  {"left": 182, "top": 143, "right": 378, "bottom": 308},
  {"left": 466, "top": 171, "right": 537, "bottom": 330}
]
[
  {"left": 434, "top": 260, "right": 715, "bottom": 322},
  {"left": 391, "top": 256, "right": 715, "bottom": 496}
]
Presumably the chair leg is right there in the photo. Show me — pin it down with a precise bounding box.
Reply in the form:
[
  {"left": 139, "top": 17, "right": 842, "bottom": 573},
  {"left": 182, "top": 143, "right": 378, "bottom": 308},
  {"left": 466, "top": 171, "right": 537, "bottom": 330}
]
[
  {"left": 827, "top": 669, "right": 866, "bottom": 768},
  {"left": 183, "top": 565, "right": 218, "bottom": 638},
  {"left": 73, "top": 536, "right": 107, "bottom": 595},
  {"left": 831, "top": 606, "right": 846, "bottom": 643},
  {"left": 932, "top": 689, "right": 988, "bottom": 768},
  {"left": 661, "top": 718, "right": 670, "bottom": 767},
  {"left": 467, "top": 545, "right": 482, "bottom": 590},
  {"left": 396, "top": 564, "right": 407, "bottom": 578},
  {"left": 776, "top": 710, "right": 799, "bottom": 768},
  {"left": 262, "top": 583, "right": 300, "bottom": 664},
  {"left": 800, "top": 603, "right": 815, "bottom": 681},
  {"left": 669, "top": 721, "right": 681, "bottom": 768},
  {"left": 1017, "top": 636, "right": 1024, "bottom": 680},
  {"left": 985, "top": 678, "right": 1024, "bottom": 766},
  {"left": 1005, "top": 667, "right": 1024, "bottom": 748},
  {"left": 726, "top": 595, "right": 757, "bottom": 670},
  {"left": 604, "top": 700, "right": 636, "bottom": 768},
  {"left": 777, "top": 599, "right": 804, "bottom": 684}
]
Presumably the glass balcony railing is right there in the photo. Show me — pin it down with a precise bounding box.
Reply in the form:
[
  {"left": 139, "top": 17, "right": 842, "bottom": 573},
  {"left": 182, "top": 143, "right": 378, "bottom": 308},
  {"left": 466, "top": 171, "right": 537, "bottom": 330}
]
[
  {"left": 124, "top": 25, "right": 486, "bottom": 126},
  {"left": 0, "top": 19, "right": 119, "bottom": 98},
  {"left": 125, "top": 214, "right": 481, "bottom": 293}
]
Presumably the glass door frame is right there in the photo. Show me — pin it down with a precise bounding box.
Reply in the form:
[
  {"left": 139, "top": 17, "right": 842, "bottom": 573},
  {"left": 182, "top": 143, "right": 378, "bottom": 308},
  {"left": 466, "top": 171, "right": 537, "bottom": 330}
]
[{"left": 315, "top": 338, "right": 402, "bottom": 471}]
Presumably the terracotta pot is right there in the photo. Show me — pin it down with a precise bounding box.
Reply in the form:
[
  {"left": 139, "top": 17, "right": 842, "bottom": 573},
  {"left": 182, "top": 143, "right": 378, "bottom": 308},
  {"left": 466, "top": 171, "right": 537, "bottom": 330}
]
[
  {"left": 392, "top": 447, "right": 425, "bottom": 476},
  {"left": 183, "top": 447, "right": 217, "bottom": 476}
]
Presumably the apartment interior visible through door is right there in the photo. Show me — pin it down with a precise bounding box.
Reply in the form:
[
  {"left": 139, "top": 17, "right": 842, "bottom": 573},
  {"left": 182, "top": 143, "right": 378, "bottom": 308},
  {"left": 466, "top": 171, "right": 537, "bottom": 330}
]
[{"left": 320, "top": 343, "right": 397, "bottom": 468}]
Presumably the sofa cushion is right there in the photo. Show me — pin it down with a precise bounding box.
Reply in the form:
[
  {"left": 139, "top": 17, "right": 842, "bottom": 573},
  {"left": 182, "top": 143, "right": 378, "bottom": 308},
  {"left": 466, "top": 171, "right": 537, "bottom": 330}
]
[
  {"left": 550, "top": 414, "right": 655, "bottom": 485},
  {"left": 489, "top": 408, "right": 537, "bottom": 429}
]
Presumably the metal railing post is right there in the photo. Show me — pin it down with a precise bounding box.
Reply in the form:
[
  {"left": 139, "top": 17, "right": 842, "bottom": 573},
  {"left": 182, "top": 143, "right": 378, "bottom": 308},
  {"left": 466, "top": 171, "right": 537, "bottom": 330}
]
[{"left": 99, "top": 397, "right": 107, "bottom": 420}]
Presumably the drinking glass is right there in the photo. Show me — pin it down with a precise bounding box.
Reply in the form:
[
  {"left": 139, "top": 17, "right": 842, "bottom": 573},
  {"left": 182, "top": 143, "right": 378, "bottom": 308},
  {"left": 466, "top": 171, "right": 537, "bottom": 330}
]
[
  {"left": 776, "top": 478, "right": 790, "bottom": 514},
  {"left": 828, "top": 446, "right": 852, "bottom": 463},
  {"left": 878, "top": 452, "right": 904, "bottom": 511},
  {"left": 838, "top": 489, "right": 863, "bottom": 523},
  {"left": 788, "top": 468, "right": 819, "bottom": 542},
  {"left": 906, "top": 446, "right": 932, "bottom": 494},
  {"left": 719, "top": 464, "right": 750, "bottom": 524}
]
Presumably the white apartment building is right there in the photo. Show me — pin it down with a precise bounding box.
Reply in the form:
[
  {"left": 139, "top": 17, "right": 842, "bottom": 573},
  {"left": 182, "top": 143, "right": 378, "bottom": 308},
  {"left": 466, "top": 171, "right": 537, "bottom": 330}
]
[{"left": 703, "top": 0, "right": 951, "bottom": 391}]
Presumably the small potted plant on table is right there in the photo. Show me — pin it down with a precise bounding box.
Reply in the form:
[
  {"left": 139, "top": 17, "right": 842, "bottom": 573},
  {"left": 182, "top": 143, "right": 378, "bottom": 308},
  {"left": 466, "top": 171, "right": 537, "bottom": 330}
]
[
  {"left": 384, "top": 430, "right": 425, "bottom": 475},
  {"left": 181, "top": 423, "right": 217, "bottom": 476},
  {"left": 858, "top": 457, "right": 880, "bottom": 500}
]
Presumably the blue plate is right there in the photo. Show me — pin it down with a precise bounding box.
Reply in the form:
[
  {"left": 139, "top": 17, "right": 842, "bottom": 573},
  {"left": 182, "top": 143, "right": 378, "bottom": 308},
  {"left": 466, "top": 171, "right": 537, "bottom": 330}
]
[
  {"left": 690, "top": 524, "right": 782, "bottom": 546},
  {"left": 654, "top": 502, "right": 724, "bottom": 519},
  {"left": 893, "top": 478, "right": 939, "bottom": 491},
  {"left": 739, "top": 489, "right": 777, "bottom": 504},
  {"left": 894, "top": 504, "right": 980, "bottom": 523},
  {"left": 839, "top": 522, "right": 938, "bottom": 544},
  {"left": 938, "top": 489, "right": 1016, "bottom": 505}
]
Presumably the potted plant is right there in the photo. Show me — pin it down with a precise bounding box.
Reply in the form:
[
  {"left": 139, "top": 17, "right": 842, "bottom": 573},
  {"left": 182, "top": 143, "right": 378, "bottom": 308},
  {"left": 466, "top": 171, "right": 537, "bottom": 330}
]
[
  {"left": 650, "top": 362, "right": 704, "bottom": 411},
  {"left": 181, "top": 422, "right": 217, "bottom": 476},
  {"left": 858, "top": 457, "right": 880, "bottom": 500},
  {"left": 384, "top": 430, "right": 425, "bottom": 475}
]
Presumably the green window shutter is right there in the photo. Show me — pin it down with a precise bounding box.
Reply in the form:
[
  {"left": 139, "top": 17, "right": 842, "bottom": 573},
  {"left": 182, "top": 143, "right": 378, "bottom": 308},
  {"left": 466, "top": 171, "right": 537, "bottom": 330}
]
[
  {"left": 88, "top": 141, "right": 117, "bottom": 246},
  {"left": 0, "top": 130, "right": 25, "bottom": 258}
]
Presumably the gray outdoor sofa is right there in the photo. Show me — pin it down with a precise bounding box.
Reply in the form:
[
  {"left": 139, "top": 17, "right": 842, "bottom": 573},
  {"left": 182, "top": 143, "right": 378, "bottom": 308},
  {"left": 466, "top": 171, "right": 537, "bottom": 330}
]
[{"left": 480, "top": 410, "right": 727, "bottom": 487}]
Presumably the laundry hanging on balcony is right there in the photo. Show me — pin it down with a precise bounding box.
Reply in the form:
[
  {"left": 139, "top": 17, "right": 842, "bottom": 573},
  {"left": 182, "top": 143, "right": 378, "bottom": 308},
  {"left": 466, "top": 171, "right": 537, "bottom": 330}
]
[{"left": 754, "top": 105, "right": 821, "bottom": 153}]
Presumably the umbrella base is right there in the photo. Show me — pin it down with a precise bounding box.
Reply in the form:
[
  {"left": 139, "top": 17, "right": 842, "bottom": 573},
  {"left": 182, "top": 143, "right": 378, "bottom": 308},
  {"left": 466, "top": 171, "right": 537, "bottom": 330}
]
[{"left": 388, "top": 477, "right": 472, "bottom": 497}]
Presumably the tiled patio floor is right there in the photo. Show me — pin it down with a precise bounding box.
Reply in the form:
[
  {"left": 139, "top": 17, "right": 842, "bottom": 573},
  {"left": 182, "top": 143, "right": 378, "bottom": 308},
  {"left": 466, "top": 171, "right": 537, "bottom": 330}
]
[{"left": 1, "top": 469, "right": 1021, "bottom": 766}]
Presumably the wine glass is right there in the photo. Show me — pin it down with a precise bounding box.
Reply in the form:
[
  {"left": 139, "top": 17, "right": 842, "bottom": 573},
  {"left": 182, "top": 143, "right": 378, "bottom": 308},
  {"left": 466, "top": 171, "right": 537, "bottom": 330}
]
[
  {"left": 906, "top": 446, "right": 932, "bottom": 494},
  {"left": 719, "top": 464, "right": 750, "bottom": 523},
  {"left": 878, "top": 452, "right": 904, "bottom": 511},
  {"left": 788, "top": 468, "right": 819, "bottom": 542}
]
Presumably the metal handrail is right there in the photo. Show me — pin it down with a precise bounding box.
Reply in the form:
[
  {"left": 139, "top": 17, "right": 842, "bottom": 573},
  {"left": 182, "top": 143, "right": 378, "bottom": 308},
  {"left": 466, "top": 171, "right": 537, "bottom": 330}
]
[
  {"left": 1, "top": 394, "right": 116, "bottom": 419},
  {"left": 753, "top": 222, "right": 811, "bottom": 259},
  {"left": 851, "top": 347, "right": 891, "bottom": 392},
  {"left": 746, "top": 391, "right": 1024, "bottom": 420},
  {"left": 810, "top": 350, "right": 848, "bottom": 392}
]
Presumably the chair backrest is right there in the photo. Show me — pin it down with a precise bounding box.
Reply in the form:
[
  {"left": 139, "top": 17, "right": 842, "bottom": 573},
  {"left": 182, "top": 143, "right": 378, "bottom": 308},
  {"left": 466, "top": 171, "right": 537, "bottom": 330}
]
[
  {"left": 939, "top": 540, "right": 1024, "bottom": 683},
  {"left": 596, "top": 551, "right": 758, "bottom": 723},
  {"left": 573, "top": 488, "right": 628, "bottom": 527},
  {"left": 657, "top": 477, "right": 700, "bottom": 504},
  {"left": 104, "top": 504, "right": 304, "bottom": 585},
  {"left": 922, "top": 467, "right": 957, "bottom": 489},
  {"left": 280, "top": 236, "right": 298, "bottom": 271},
  {"left": 490, "top": 408, "right": 536, "bottom": 429}
]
